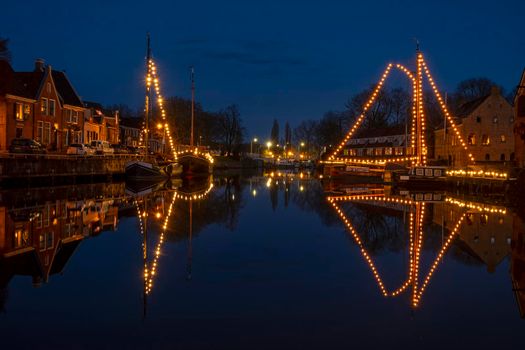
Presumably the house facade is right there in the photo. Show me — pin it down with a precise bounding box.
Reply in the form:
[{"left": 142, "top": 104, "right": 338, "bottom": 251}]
[
  {"left": 341, "top": 126, "right": 412, "bottom": 159},
  {"left": 513, "top": 69, "right": 525, "bottom": 168},
  {"left": 84, "top": 102, "right": 119, "bottom": 144},
  {"left": 0, "top": 59, "right": 86, "bottom": 152},
  {"left": 434, "top": 86, "right": 514, "bottom": 166}
]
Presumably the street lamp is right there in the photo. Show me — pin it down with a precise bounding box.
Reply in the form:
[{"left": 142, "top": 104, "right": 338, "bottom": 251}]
[{"left": 251, "top": 137, "right": 258, "bottom": 154}]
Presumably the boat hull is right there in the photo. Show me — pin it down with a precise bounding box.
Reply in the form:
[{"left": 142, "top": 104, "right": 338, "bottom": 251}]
[
  {"left": 125, "top": 160, "right": 168, "bottom": 181},
  {"left": 178, "top": 153, "right": 213, "bottom": 177}
]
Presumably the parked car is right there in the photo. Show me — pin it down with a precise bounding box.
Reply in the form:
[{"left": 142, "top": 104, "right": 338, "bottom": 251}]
[
  {"left": 111, "top": 144, "right": 130, "bottom": 154},
  {"left": 9, "top": 138, "right": 47, "bottom": 154},
  {"left": 90, "top": 140, "right": 114, "bottom": 155},
  {"left": 67, "top": 143, "right": 95, "bottom": 156}
]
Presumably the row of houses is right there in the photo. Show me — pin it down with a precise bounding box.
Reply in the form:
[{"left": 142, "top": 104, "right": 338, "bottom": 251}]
[
  {"left": 0, "top": 59, "right": 144, "bottom": 153},
  {"left": 340, "top": 85, "right": 518, "bottom": 167}
]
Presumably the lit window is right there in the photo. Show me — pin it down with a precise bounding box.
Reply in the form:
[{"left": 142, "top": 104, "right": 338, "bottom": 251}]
[
  {"left": 468, "top": 133, "right": 476, "bottom": 145},
  {"left": 481, "top": 134, "right": 490, "bottom": 145},
  {"left": 14, "top": 103, "right": 24, "bottom": 121},
  {"left": 500, "top": 134, "right": 506, "bottom": 143},
  {"left": 41, "top": 98, "right": 48, "bottom": 115},
  {"left": 23, "top": 104, "right": 31, "bottom": 119},
  {"left": 493, "top": 116, "right": 498, "bottom": 123}
]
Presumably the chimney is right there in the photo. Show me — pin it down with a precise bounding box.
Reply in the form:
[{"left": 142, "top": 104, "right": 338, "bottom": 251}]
[
  {"left": 34, "top": 58, "right": 45, "bottom": 72},
  {"left": 491, "top": 85, "right": 500, "bottom": 96}
]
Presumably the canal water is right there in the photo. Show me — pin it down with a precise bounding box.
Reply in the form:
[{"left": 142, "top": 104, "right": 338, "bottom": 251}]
[{"left": 0, "top": 173, "right": 523, "bottom": 349}]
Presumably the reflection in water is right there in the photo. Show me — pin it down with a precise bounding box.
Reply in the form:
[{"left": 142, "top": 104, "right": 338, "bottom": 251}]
[
  {"left": 323, "top": 185, "right": 523, "bottom": 313},
  {"left": 1, "top": 173, "right": 524, "bottom": 324}
]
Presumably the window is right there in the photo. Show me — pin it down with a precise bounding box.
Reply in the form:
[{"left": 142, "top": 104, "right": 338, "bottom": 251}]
[
  {"left": 500, "top": 134, "right": 506, "bottom": 143},
  {"left": 49, "top": 99, "right": 55, "bottom": 116},
  {"left": 14, "top": 103, "right": 24, "bottom": 121},
  {"left": 476, "top": 116, "right": 481, "bottom": 123},
  {"left": 480, "top": 214, "right": 488, "bottom": 225},
  {"left": 16, "top": 127, "right": 23, "bottom": 138},
  {"left": 72, "top": 111, "right": 78, "bottom": 123},
  {"left": 385, "top": 147, "right": 393, "bottom": 155},
  {"left": 375, "top": 148, "right": 382, "bottom": 156},
  {"left": 41, "top": 98, "right": 48, "bottom": 115},
  {"left": 481, "top": 134, "right": 490, "bottom": 146},
  {"left": 39, "top": 234, "right": 45, "bottom": 251},
  {"left": 485, "top": 153, "right": 490, "bottom": 161},
  {"left": 510, "top": 116, "right": 515, "bottom": 123},
  {"left": 451, "top": 136, "right": 457, "bottom": 146},
  {"left": 349, "top": 149, "right": 356, "bottom": 156},
  {"left": 493, "top": 116, "right": 498, "bottom": 123},
  {"left": 500, "top": 154, "right": 505, "bottom": 161},
  {"left": 65, "top": 109, "right": 71, "bottom": 122},
  {"left": 37, "top": 121, "right": 43, "bottom": 142},
  {"left": 518, "top": 95, "right": 525, "bottom": 118},
  {"left": 395, "top": 147, "right": 404, "bottom": 155},
  {"left": 468, "top": 133, "right": 476, "bottom": 145},
  {"left": 43, "top": 205, "right": 50, "bottom": 227},
  {"left": 43, "top": 122, "right": 51, "bottom": 144},
  {"left": 24, "top": 104, "right": 31, "bottom": 119}
]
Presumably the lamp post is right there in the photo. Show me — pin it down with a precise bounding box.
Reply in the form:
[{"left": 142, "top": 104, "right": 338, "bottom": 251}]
[
  {"left": 251, "top": 137, "right": 258, "bottom": 155},
  {"left": 299, "top": 141, "right": 305, "bottom": 160}
]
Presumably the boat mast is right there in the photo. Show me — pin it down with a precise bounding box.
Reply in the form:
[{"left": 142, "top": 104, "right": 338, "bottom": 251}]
[
  {"left": 190, "top": 66, "right": 195, "bottom": 147},
  {"left": 145, "top": 34, "right": 152, "bottom": 156}
]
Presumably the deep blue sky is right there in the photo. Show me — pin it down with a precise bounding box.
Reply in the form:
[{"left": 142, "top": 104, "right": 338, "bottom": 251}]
[{"left": 2, "top": 0, "right": 524, "bottom": 138}]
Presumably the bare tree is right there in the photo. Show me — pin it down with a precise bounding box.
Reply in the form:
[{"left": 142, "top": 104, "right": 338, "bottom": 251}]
[{"left": 216, "top": 104, "right": 245, "bottom": 156}]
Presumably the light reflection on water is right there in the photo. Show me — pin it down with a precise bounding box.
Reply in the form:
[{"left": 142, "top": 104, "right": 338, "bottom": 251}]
[{"left": 0, "top": 173, "right": 523, "bottom": 348}]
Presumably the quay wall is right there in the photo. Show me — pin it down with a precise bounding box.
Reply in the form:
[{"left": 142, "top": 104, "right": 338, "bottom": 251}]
[{"left": 0, "top": 154, "right": 147, "bottom": 186}]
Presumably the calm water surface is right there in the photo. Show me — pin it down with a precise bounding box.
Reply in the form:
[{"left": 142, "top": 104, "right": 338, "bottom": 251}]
[{"left": 0, "top": 173, "right": 523, "bottom": 349}]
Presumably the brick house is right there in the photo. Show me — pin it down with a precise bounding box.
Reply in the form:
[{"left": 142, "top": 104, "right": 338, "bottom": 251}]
[
  {"left": 513, "top": 69, "right": 525, "bottom": 168},
  {"left": 119, "top": 117, "right": 142, "bottom": 147},
  {"left": 0, "top": 59, "right": 86, "bottom": 152},
  {"left": 434, "top": 86, "right": 514, "bottom": 166},
  {"left": 84, "top": 102, "right": 119, "bottom": 144}
]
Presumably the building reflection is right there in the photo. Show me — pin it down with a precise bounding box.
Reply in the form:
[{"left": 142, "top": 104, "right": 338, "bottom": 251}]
[
  {"left": 320, "top": 183, "right": 524, "bottom": 316},
  {"left": 0, "top": 183, "right": 125, "bottom": 306}
]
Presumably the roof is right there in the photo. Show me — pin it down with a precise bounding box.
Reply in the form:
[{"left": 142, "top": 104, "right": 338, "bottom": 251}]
[
  {"left": 455, "top": 95, "right": 490, "bottom": 118},
  {"left": 120, "top": 117, "right": 143, "bottom": 129},
  {"left": 354, "top": 124, "right": 407, "bottom": 139},
  {"left": 52, "top": 70, "right": 84, "bottom": 107},
  {"left": 0, "top": 60, "right": 83, "bottom": 107}
]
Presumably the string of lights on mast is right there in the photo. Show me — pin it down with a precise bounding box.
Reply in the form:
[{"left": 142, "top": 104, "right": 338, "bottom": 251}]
[{"left": 326, "top": 51, "right": 475, "bottom": 165}]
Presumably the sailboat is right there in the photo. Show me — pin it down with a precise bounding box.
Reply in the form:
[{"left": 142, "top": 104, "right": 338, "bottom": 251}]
[
  {"left": 177, "top": 67, "right": 213, "bottom": 177},
  {"left": 126, "top": 35, "right": 181, "bottom": 181}
]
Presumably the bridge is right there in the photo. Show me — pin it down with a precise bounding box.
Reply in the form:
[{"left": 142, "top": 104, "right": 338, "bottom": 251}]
[{"left": 321, "top": 50, "right": 510, "bottom": 182}]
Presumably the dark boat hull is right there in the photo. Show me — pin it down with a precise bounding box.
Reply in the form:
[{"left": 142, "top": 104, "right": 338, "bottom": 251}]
[
  {"left": 178, "top": 153, "right": 212, "bottom": 177},
  {"left": 125, "top": 160, "right": 168, "bottom": 181}
]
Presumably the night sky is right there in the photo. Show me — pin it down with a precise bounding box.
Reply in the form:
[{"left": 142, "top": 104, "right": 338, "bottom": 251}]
[{"left": 2, "top": 0, "right": 524, "bottom": 138}]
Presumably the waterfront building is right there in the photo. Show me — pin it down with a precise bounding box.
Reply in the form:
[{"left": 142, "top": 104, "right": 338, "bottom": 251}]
[
  {"left": 513, "top": 69, "right": 525, "bottom": 168},
  {"left": 84, "top": 102, "right": 119, "bottom": 144},
  {"left": 434, "top": 86, "right": 514, "bottom": 166},
  {"left": 119, "top": 117, "right": 142, "bottom": 147},
  {"left": 0, "top": 59, "right": 86, "bottom": 152},
  {"left": 341, "top": 126, "right": 412, "bottom": 158}
]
